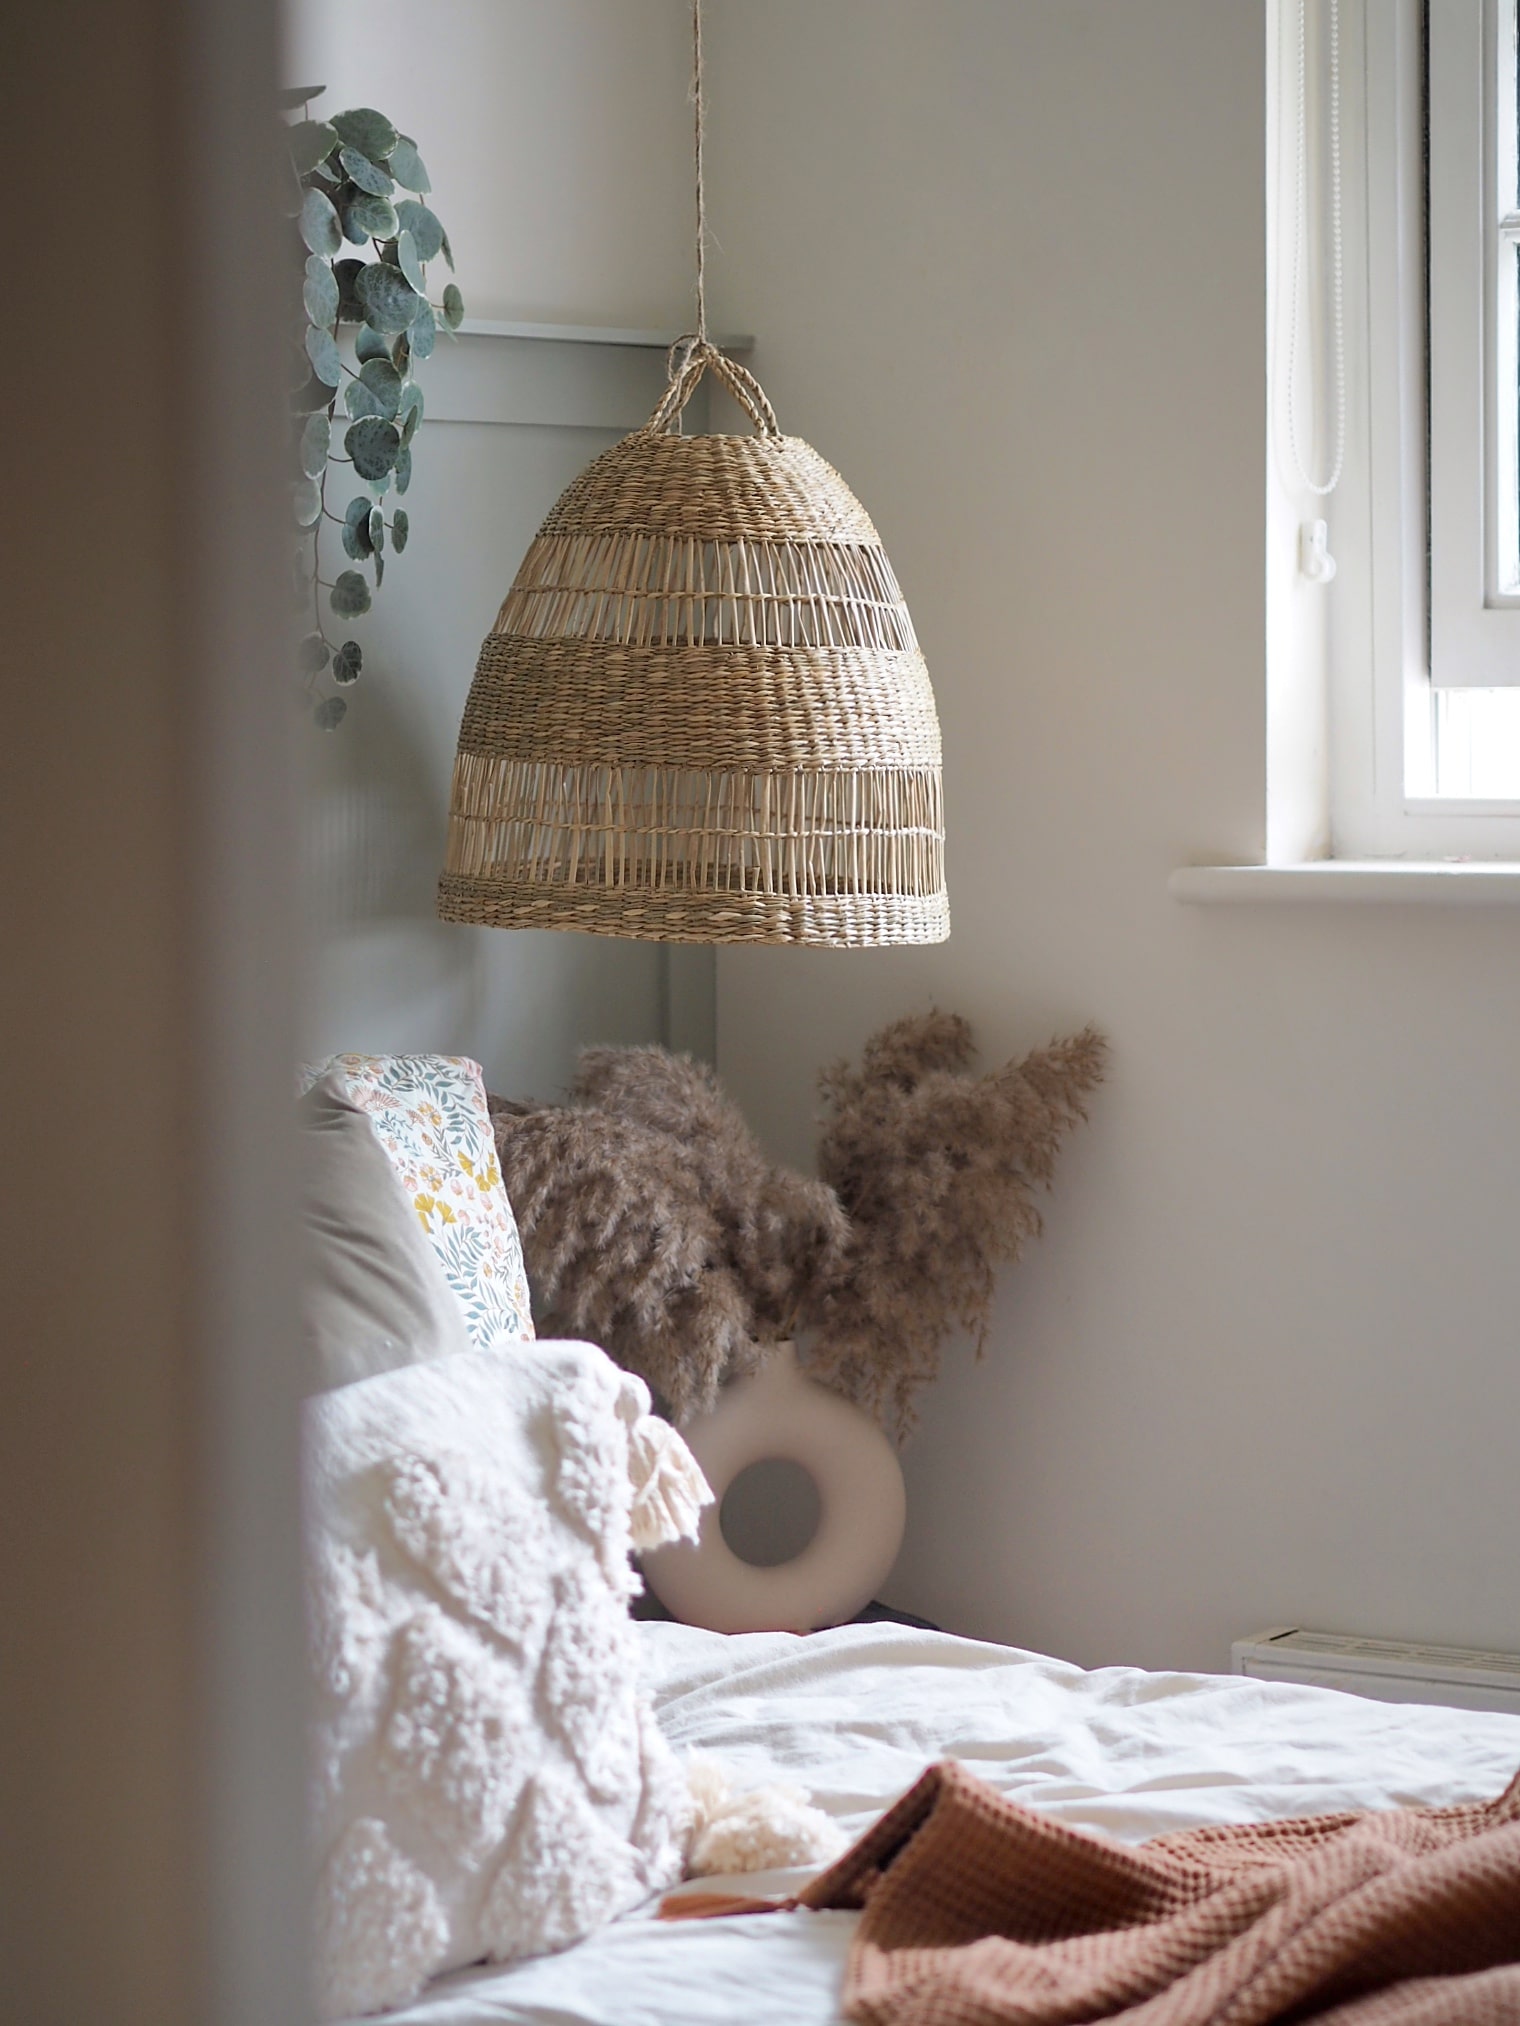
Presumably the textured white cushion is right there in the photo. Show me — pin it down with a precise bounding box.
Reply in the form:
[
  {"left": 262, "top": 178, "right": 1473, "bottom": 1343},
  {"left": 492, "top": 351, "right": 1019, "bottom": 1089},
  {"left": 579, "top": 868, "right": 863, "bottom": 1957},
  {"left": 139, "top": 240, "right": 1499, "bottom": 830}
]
[{"left": 303, "top": 1341, "right": 710, "bottom": 2020}]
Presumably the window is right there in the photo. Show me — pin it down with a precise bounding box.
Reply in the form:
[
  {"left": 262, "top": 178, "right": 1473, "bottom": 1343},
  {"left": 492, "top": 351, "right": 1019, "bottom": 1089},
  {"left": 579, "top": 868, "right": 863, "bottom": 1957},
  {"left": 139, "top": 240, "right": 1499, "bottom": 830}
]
[
  {"left": 1288, "top": 0, "right": 1520, "bottom": 855},
  {"left": 1427, "top": 0, "right": 1520, "bottom": 761}
]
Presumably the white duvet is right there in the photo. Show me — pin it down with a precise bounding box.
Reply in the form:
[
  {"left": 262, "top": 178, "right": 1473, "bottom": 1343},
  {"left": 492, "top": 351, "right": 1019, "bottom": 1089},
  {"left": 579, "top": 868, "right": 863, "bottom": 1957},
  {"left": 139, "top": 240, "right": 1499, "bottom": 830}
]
[{"left": 362, "top": 1619, "right": 1520, "bottom": 2026}]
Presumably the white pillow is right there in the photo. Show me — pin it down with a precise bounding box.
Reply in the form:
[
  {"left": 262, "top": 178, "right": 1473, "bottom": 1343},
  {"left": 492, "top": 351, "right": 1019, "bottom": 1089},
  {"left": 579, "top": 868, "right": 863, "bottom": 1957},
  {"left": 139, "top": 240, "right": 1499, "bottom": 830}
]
[{"left": 303, "top": 1341, "right": 710, "bottom": 2020}]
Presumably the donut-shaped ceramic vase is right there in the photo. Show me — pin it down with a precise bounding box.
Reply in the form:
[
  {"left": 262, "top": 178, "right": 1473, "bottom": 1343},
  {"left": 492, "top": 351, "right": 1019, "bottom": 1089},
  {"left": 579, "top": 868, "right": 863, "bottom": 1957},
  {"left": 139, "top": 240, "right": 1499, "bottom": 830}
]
[{"left": 640, "top": 1343, "right": 906, "bottom": 1633}]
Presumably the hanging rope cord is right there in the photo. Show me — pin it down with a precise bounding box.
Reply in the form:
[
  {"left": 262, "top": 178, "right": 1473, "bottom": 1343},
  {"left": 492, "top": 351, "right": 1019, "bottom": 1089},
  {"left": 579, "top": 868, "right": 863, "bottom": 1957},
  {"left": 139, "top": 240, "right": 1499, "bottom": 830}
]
[
  {"left": 1286, "top": 0, "right": 1345, "bottom": 497},
  {"left": 692, "top": 0, "right": 708, "bottom": 344},
  {"left": 651, "top": 0, "right": 781, "bottom": 438}
]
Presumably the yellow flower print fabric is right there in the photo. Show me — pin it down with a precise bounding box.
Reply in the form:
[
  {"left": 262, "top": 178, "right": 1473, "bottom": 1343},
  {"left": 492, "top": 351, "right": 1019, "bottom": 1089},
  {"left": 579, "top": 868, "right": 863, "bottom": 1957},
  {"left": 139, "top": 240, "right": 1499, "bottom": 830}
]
[{"left": 308, "top": 1054, "right": 534, "bottom": 1351}]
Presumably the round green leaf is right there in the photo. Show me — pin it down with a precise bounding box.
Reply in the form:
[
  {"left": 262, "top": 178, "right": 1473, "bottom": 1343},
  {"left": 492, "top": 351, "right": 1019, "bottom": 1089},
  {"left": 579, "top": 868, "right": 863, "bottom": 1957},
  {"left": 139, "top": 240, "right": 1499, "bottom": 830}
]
[
  {"left": 400, "top": 396, "right": 423, "bottom": 448},
  {"left": 391, "top": 509, "right": 409, "bottom": 554},
  {"left": 441, "top": 283, "right": 464, "bottom": 332},
  {"left": 356, "top": 357, "right": 402, "bottom": 419},
  {"left": 440, "top": 226, "right": 455, "bottom": 273},
  {"left": 354, "top": 324, "right": 389, "bottom": 364},
  {"left": 393, "top": 444, "right": 412, "bottom": 494},
  {"left": 299, "top": 410, "right": 331, "bottom": 478},
  {"left": 344, "top": 376, "right": 383, "bottom": 421},
  {"left": 342, "top": 494, "right": 374, "bottom": 559},
  {"left": 342, "top": 192, "right": 397, "bottom": 243},
  {"left": 355, "top": 261, "right": 419, "bottom": 334},
  {"left": 374, "top": 551, "right": 385, "bottom": 589},
  {"left": 344, "top": 415, "right": 400, "bottom": 481},
  {"left": 367, "top": 506, "right": 386, "bottom": 557},
  {"left": 299, "top": 186, "right": 341, "bottom": 257},
  {"left": 314, "top": 695, "right": 347, "bottom": 730},
  {"left": 303, "top": 255, "right": 339, "bottom": 329},
  {"left": 333, "top": 258, "right": 365, "bottom": 322},
  {"left": 304, "top": 324, "right": 342, "bottom": 386},
  {"left": 330, "top": 568, "right": 372, "bottom": 618},
  {"left": 292, "top": 476, "right": 322, "bottom": 527},
  {"left": 395, "top": 199, "right": 443, "bottom": 262},
  {"left": 333, "top": 640, "right": 363, "bottom": 685},
  {"left": 395, "top": 226, "right": 426, "bottom": 296},
  {"left": 387, "top": 135, "right": 430, "bottom": 193},
  {"left": 298, "top": 631, "right": 331, "bottom": 675},
  {"left": 391, "top": 332, "right": 411, "bottom": 379},
  {"left": 338, "top": 144, "right": 394, "bottom": 198},
  {"left": 331, "top": 107, "right": 397, "bottom": 160},
  {"left": 408, "top": 298, "right": 436, "bottom": 360},
  {"left": 288, "top": 118, "right": 337, "bottom": 176},
  {"left": 367, "top": 471, "right": 392, "bottom": 501}
]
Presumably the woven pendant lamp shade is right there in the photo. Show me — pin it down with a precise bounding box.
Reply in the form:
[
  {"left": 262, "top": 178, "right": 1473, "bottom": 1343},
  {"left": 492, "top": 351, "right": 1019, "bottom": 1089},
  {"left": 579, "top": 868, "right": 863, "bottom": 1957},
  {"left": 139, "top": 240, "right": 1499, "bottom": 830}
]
[{"left": 438, "top": 345, "right": 948, "bottom": 946}]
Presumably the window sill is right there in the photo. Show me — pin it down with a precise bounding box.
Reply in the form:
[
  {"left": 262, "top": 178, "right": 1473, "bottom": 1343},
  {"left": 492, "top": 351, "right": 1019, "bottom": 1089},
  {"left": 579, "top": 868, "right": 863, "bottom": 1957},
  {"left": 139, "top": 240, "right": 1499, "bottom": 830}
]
[{"left": 1170, "top": 861, "right": 1520, "bottom": 905}]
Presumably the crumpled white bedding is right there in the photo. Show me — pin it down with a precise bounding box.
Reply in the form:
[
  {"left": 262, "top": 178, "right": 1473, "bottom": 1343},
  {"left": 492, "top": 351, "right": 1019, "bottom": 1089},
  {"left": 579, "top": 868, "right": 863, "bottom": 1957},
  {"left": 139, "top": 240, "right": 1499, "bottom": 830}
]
[{"left": 357, "top": 1619, "right": 1520, "bottom": 2026}]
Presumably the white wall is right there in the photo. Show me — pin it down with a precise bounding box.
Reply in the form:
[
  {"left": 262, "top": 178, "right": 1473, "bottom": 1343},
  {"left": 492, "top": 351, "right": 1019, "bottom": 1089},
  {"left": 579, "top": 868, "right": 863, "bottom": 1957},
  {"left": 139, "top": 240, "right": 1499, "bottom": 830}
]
[
  {"left": 285, "top": 0, "right": 698, "bottom": 327},
  {"left": 287, "top": 0, "right": 708, "bottom": 1098},
  {"left": 706, "top": 0, "right": 1520, "bottom": 1672}
]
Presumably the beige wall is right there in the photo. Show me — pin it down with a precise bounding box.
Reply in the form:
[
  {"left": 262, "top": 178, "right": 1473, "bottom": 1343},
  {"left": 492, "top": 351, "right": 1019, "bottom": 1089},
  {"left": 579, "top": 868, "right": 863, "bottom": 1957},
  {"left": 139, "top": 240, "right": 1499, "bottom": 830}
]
[{"left": 705, "top": 0, "right": 1520, "bottom": 1671}]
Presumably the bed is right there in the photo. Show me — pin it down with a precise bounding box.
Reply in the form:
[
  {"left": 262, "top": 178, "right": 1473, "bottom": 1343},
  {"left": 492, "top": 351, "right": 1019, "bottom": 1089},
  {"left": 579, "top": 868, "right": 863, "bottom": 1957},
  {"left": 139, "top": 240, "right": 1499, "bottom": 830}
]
[
  {"left": 305, "top": 1053, "right": 1520, "bottom": 2025},
  {"left": 360, "top": 1617, "right": 1520, "bottom": 2026}
]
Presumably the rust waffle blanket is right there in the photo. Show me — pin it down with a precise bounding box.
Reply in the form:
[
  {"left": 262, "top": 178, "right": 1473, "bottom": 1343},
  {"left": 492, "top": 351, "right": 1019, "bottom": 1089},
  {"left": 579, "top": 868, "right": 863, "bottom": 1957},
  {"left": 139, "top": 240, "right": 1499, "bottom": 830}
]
[{"left": 795, "top": 1758, "right": 1520, "bottom": 2026}]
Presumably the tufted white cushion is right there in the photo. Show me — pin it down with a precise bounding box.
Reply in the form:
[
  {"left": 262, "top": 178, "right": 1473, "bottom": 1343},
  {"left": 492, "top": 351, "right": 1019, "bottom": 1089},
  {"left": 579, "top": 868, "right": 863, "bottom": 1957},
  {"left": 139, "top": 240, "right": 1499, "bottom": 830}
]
[{"left": 303, "top": 1341, "right": 709, "bottom": 2020}]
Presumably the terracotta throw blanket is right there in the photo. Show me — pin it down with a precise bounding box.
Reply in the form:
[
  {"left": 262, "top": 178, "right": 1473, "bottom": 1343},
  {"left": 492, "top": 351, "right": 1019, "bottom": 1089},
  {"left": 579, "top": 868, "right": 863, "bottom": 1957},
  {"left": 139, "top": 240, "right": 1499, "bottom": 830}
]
[{"left": 790, "top": 1760, "right": 1520, "bottom": 2025}]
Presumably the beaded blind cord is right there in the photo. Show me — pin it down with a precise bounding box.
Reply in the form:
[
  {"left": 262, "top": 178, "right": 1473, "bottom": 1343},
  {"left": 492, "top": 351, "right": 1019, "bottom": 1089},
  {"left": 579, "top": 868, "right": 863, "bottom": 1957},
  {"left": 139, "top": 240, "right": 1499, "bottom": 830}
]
[{"left": 1286, "top": 0, "right": 1346, "bottom": 498}]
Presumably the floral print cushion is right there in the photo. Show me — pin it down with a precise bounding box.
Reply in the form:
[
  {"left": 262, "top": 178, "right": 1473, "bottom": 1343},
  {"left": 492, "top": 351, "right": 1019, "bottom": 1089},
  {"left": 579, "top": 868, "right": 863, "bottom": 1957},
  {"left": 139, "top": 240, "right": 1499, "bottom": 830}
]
[{"left": 306, "top": 1054, "right": 534, "bottom": 1351}]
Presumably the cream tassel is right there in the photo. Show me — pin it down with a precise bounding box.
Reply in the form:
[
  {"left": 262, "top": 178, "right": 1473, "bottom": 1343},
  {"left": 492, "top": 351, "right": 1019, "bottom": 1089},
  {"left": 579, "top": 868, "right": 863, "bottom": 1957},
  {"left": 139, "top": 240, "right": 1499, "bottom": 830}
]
[
  {"left": 628, "top": 1413, "right": 712, "bottom": 1551},
  {"left": 683, "top": 1756, "right": 847, "bottom": 1877}
]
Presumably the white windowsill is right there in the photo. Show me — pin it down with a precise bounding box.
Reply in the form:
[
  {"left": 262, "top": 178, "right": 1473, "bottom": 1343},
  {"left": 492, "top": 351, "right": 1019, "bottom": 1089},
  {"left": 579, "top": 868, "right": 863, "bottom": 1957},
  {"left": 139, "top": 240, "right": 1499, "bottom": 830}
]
[{"left": 1171, "top": 861, "right": 1520, "bottom": 904}]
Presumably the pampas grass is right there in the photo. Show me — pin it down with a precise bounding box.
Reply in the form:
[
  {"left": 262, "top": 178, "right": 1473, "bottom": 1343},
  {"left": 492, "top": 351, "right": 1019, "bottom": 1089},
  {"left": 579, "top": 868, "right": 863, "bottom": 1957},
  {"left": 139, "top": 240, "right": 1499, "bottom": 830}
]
[
  {"left": 490, "top": 1011, "right": 1104, "bottom": 1434},
  {"left": 490, "top": 1053, "right": 848, "bottom": 1424},
  {"left": 573, "top": 1048, "right": 849, "bottom": 1346},
  {"left": 811, "top": 1013, "right": 1108, "bottom": 1436}
]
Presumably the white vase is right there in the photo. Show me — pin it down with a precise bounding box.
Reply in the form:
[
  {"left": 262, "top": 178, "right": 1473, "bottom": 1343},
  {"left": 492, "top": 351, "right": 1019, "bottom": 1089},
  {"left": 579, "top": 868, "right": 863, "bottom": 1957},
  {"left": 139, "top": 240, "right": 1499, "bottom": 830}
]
[{"left": 640, "top": 1342, "right": 906, "bottom": 1634}]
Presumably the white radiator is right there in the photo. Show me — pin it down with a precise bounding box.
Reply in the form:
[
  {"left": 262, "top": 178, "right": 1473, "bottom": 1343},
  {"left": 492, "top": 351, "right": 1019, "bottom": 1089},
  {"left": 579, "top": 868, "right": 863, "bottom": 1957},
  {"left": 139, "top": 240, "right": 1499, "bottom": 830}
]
[{"left": 1231, "top": 1627, "right": 1520, "bottom": 1716}]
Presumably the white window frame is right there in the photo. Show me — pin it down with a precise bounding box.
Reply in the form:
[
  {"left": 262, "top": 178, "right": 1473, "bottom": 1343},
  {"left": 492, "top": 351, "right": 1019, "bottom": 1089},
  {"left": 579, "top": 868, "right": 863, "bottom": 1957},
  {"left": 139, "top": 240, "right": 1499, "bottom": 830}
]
[
  {"left": 1429, "top": 0, "right": 1520, "bottom": 682},
  {"left": 1324, "top": 0, "right": 1520, "bottom": 856}
]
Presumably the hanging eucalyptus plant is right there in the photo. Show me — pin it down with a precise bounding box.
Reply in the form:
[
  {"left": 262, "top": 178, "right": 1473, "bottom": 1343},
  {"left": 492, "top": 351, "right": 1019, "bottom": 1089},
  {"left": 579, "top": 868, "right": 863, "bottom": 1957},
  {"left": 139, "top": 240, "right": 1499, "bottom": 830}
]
[{"left": 285, "top": 86, "right": 464, "bottom": 728}]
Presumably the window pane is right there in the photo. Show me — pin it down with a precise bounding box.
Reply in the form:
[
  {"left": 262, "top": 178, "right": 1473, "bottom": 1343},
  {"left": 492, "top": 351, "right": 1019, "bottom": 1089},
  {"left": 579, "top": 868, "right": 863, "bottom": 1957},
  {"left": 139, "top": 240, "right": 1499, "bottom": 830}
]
[{"left": 1434, "top": 688, "right": 1520, "bottom": 796}]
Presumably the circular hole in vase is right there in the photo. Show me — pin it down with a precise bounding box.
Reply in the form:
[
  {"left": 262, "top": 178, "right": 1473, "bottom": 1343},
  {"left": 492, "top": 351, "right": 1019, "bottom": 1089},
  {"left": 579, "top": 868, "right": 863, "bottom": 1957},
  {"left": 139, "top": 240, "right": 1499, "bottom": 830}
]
[{"left": 719, "top": 1456, "right": 822, "bottom": 1568}]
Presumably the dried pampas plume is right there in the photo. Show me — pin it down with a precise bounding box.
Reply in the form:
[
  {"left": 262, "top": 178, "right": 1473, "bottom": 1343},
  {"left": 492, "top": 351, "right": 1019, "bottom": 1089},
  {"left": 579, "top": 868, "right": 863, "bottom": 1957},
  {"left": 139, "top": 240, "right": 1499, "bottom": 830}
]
[
  {"left": 490, "top": 1049, "right": 848, "bottom": 1425},
  {"left": 811, "top": 1013, "right": 1107, "bottom": 1436},
  {"left": 490, "top": 1011, "right": 1104, "bottom": 1436}
]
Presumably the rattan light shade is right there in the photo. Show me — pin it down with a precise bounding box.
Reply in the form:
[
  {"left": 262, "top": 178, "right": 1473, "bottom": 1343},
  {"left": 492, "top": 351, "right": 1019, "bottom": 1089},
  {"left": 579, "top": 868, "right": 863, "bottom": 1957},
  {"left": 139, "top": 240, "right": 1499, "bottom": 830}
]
[{"left": 438, "top": 345, "right": 948, "bottom": 946}]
